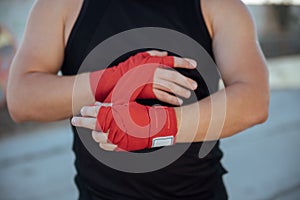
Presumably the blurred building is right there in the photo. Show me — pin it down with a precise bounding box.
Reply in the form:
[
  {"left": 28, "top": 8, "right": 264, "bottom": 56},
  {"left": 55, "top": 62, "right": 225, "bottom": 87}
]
[{"left": 249, "top": 4, "right": 300, "bottom": 57}]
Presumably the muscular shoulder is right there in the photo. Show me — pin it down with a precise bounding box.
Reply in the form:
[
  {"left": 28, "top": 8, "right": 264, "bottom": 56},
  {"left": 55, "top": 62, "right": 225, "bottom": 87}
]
[
  {"left": 201, "top": 0, "right": 255, "bottom": 38},
  {"left": 32, "top": 0, "right": 82, "bottom": 20},
  {"left": 31, "top": 0, "right": 83, "bottom": 45},
  {"left": 202, "top": 0, "right": 250, "bottom": 16},
  {"left": 31, "top": 0, "right": 65, "bottom": 16}
]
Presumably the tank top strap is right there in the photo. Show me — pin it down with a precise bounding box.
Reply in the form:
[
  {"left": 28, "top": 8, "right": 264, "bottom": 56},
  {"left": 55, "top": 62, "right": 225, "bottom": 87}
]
[{"left": 62, "top": 0, "right": 110, "bottom": 75}]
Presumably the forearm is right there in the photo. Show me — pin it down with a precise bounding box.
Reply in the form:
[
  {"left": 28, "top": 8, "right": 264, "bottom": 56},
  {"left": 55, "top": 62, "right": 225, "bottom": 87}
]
[
  {"left": 7, "top": 51, "right": 192, "bottom": 123},
  {"left": 7, "top": 72, "right": 94, "bottom": 122},
  {"left": 175, "top": 82, "right": 269, "bottom": 142}
]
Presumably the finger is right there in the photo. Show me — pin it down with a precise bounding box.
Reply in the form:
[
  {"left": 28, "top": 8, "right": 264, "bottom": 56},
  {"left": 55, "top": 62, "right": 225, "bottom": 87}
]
[
  {"left": 147, "top": 50, "right": 168, "bottom": 57},
  {"left": 184, "top": 58, "right": 197, "bottom": 68},
  {"left": 81, "top": 106, "right": 100, "bottom": 118},
  {"left": 156, "top": 68, "right": 198, "bottom": 90},
  {"left": 173, "top": 57, "right": 197, "bottom": 69},
  {"left": 95, "top": 102, "right": 113, "bottom": 107},
  {"left": 154, "top": 79, "right": 191, "bottom": 99},
  {"left": 153, "top": 89, "right": 183, "bottom": 106},
  {"left": 71, "top": 117, "right": 97, "bottom": 130},
  {"left": 81, "top": 103, "right": 112, "bottom": 117},
  {"left": 99, "top": 143, "right": 118, "bottom": 151},
  {"left": 92, "top": 131, "right": 108, "bottom": 143}
]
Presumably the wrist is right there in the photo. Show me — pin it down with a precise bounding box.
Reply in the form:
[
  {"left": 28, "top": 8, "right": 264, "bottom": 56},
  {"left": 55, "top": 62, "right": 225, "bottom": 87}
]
[
  {"left": 73, "top": 72, "right": 95, "bottom": 114},
  {"left": 174, "top": 107, "right": 181, "bottom": 132},
  {"left": 174, "top": 106, "right": 186, "bottom": 143}
]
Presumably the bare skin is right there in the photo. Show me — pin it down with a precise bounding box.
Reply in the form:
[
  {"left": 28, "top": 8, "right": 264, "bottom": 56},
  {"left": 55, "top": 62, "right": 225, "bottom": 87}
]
[{"left": 7, "top": 0, "right": 269, "bottom": 150}]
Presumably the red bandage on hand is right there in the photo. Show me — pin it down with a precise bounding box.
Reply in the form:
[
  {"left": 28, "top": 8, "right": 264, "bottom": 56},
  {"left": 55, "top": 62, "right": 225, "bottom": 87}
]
[
  {"left": 96, "top": 102, "right": 177, "bottom": 151},
  {"left": 90, "top": 52, "right": 174, "bottom": 102},
  {"left": 91, "top": 52, "right": 177, "bottom": 151}
]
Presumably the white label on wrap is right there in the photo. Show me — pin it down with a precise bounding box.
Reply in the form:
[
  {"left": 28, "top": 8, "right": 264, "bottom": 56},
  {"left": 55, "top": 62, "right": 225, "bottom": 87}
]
[{"left": 152, "top": 136, "right": 174, "bottom": 148}]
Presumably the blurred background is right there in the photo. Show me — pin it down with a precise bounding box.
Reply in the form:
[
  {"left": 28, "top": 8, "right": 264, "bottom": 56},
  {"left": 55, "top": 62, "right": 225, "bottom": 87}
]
[{"left": 0, "top": 0, "right": 299, "bottom": 199}]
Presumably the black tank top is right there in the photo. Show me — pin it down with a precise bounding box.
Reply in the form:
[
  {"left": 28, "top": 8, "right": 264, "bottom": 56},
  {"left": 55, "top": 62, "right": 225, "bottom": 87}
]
[{"left": 61, "top": 0, "right": 227, "bottom": 199}]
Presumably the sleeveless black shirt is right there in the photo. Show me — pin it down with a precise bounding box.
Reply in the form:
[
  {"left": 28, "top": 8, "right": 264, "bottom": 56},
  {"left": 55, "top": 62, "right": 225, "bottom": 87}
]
[{"left": 61, "top": 0, "right": 227, "bottom": 199}]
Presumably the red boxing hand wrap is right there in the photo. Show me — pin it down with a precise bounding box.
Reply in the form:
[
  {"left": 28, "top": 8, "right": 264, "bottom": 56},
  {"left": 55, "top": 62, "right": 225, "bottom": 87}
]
[
  {"left": 91, "top": 52, "right": 177, "bottom": 151},
  {"left": 96, "top": 102, "right": 177, "bottom": 152},
  {"left": 90, "top": 52, "right": 174, "bottom": 102}
]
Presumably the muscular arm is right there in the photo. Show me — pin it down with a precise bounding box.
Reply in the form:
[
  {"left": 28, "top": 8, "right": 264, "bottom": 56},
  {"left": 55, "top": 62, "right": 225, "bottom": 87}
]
[
  {"left": 175, "top": 0, "right": 269, "bottom": 142},
  {"left": 7, "top": 0, "right": 93, "bottom": 122},
  {"left": 7, "top": 0, "right": 196, "bottom": 123}
]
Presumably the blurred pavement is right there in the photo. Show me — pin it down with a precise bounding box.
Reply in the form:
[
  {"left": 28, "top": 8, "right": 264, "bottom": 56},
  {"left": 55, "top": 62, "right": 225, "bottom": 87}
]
[
  {"left": 0, "top": 121, "right": 77, "bottom": 200},
  {"left": 222, "top": 90, "right": 300, "bottom": 200}
]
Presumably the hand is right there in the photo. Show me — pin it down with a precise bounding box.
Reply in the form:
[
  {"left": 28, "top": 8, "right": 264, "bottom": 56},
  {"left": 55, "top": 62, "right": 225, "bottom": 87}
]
[
  {"left": 72, "top": 101, "right": 178, "bottom": 152},
  {"left": 73, "top": 102, "right": 118, "bottom": 151},
  {"left": 151, "top": 60, "right": 198, "bottom": 105},
  {"left": 90, "top": 50, "right": 198, "bottom": 106},
  {"left": 138, "top": 51, "right": 199, "bottom": 105}
]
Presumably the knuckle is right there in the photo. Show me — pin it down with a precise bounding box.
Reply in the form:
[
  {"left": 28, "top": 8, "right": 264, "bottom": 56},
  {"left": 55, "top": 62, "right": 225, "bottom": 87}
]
[
  {"left": 80, "top": 107, "right": 86, "bottom": 116},
  {"left": 163, "top": 69, "right": 173, "bottom": 80},
  {"left": 169, "top": 84, "right": 179, "bottom": 94},
  {"left": 154, "top": 68, "right": 164, "bottom": 79}
]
